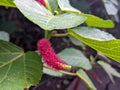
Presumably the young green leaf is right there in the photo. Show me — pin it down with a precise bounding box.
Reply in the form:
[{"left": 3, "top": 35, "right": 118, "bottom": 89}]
[
  {"left": 14, "top": 0, "right": 86, "bottom": 30},
  {"left": 76, "top": 69, "right": 97, "bottom": 90},
  {"left": 58, "top": 48, "right": 92, "bottom": 70},
  {"left": 81, "top": 14, "right": 115, "bottom": 28},
  {"left": 68, "top": 27, "right": 120, "bottom": 63},
  {"left": 45, "top": 0, "right": 58, "bottom": 13},
  {"left": 0, "top": 0, "right": 16, "bottom": 7},
  {"left": 0, "top": 40, "right": 43, "bottom": 90},
  {"left": 57, "top": 0, "right": 81, "bottom": 13},
  {"left": 98, "top": 61, "right": 120, "bottom": 83}
]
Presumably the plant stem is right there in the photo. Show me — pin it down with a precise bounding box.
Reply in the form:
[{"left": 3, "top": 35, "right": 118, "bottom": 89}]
[
  {"left": 45, "top": 30, "right": 52, "bottom": 39},
  {"left": 52, "top": 33, "right": 68, "bottom": 37},
  {"left": 59, "top": 70, "right": 77, "bottom": 76},
  {"left": 44, "top": 64, "right": 77, "bottom": 76},
  {"left": 45, "top": 30, "right": 48, "bottom": 39}
]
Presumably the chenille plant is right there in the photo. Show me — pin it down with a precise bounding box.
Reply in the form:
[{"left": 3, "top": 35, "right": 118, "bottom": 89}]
[{"left": 0, "top": 0, "right": 120, "bottom": 90}]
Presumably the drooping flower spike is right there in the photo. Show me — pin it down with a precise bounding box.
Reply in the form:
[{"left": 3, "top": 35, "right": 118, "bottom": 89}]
[
  {"left": 36, "top": 0, "right": 46, "bottom": 7},
  {"left": 37, "top": 38, "right": 71, "bottom": 70}
]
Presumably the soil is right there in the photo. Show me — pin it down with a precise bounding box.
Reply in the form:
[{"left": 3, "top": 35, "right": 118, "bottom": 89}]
[{"left": 0, "top": 0, "right": 120, "bottom": 90}]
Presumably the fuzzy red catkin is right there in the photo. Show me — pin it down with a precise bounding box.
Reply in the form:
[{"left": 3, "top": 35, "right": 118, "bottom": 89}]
[
  {"left": 36, "top": 0, "right": 46, "bottom": 7},
  {"left": 37, "top": 38, "right": 71, "bottom": 70}
]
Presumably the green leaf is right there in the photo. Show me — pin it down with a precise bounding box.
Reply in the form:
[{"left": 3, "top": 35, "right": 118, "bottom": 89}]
[
  {"left": 14, "top": 0, "right": 86, "bottom": 30},
  {"left": 98, "top": 61, "right": 120, "bottom": 83},
  {"left": 102, "top": 0, "right": 118, "bottom": 15},
  {"left": 45, "top": 13, "right": 86, "bottom": 30},
  {"left": 58, "top": 48, "right": 92, "bottom": 70},
  {"left": 69, "top": 36, "right": 86, "bottom": 48},
  {"left": 0, "top": 40, "right": 43, "bottom": 90},
  {"left": 82, "top": 14, "right": 115, "bottom": 28},
  {"left": 0, "top": 31, "right": 10, "bottom": 41},
  {"left": 45, "top": 0, "right": 58, "bottom": 13},
  {"left": 58, "top": 0, "right": 114, "bottom": 28},
  {"left": 76, "top": 69, "right": 97, "bottom": 90},
  {"left": 58, "top": 0, "right": 80, "bottom": 13},
  {"left": 0, "top": 0, "right": 16, "bottom": 7},
  {"left": 68, "top": 27, "right": 120, "bottom": 63},
  {"left": 43, "top": 68, "right": 63, "bottom": 77},
  {"left": 69, "top": 26, "right": 115, "bottom": 40}
]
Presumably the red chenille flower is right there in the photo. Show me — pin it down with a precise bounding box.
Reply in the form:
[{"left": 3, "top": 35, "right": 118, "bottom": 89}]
[
  {"left": 36, "top": 0, "right": 46, "bottom": 7},
  {"left": 37, "top": 38, "right": 71, "bottom": 70}
]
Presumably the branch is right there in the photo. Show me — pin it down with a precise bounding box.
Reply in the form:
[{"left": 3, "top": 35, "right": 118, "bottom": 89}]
[{"left": 44, "top": 64, "right": 77, "bottom": 76}]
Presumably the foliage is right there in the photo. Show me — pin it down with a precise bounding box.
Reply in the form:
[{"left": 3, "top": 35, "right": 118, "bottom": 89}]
[
  {"left": 58, "top": 48, "right": 92, "bottom": 70},
  {"left": 68, "top": 27, "right": 120, "bottom": 63},
  {"left": 98, "top": 61, "right": 120, "bottom": 83},
  {"left": 81, "top": 14, "right": 114, "bottom": 28},
  {"left": 102, "top": 0, "right": 119, "bottom": 22},
  {"left": 14, "top": 0, "right": 86, "bottom": 30},
  {"left": 0, "top": 0, "right": 15, "bottom": 7},
  {"left": 0, "top": 40, "right": 43, "bottom": 90},
  {"left": 76, "top": 69, "right": 97, "bottom": 90},
  {"left": 0, "top": 0, "right": 120, "bottom": 90}
]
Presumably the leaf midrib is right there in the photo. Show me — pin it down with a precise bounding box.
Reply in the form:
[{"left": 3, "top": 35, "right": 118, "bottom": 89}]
[
  {"left": 0, "top": 53, "right": 24, "bottom": 68},
  {"left": 45, "top": 15, "right": 54, "bottom": 29},
  {"left": 0, "top": 63, "right": 12, "bottom": 84},
  {"left": 0, "top": 52, "right": 23, "bottom": 54}
]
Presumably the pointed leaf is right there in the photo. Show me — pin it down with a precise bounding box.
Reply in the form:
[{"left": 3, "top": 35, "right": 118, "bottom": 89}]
[
  {"left": 0, "top": 40, "right": 43, "bottom": 90},
  {"left": 68, "top": 27, "right": 120, "bottom": 63},
  {"left": 58, "top": 0, "right": 80, "bottom": 13},
  {"left": 102, "top": 0, "right": 118, "bottom": 15},
  {"left": 98, "top": 61, "right": 120, "bottom": 82},
  {"left": 76, "top": 69, "right": 97, "bottom": 90},
  {"left": 0, "top": 0, "right": 15, "bottom": 7},
  {"left": 82, "top": 14, "right": 115, "bottom": 28},
  {"left": 14, "top": 0, "right": 86, "bottom": 30},
  {"left": 58, "top": 48, "right": 92, "bottom": 70}
]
